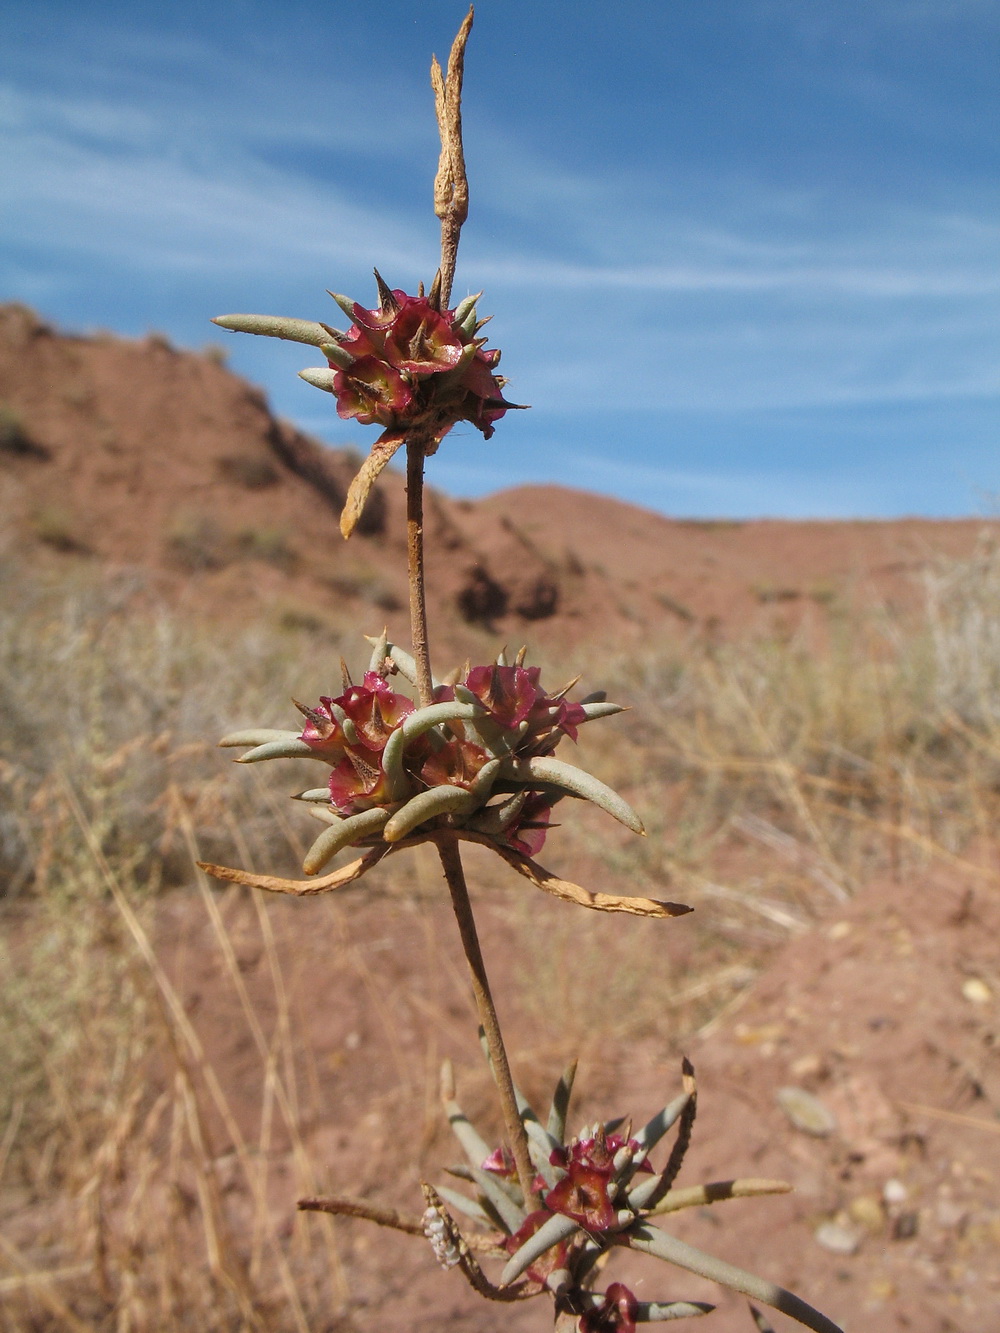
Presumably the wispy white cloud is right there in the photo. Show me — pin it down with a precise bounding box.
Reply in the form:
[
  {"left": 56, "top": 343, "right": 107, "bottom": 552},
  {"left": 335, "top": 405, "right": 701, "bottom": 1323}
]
[{"left": 1, "top": 6, "right": 996, "bottom": 517}]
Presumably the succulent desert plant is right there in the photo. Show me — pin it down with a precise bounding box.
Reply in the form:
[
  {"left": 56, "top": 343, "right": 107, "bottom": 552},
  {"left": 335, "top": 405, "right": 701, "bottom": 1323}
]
[{"left": 203, "top": 10, "right": 844, "bottom": 1331}]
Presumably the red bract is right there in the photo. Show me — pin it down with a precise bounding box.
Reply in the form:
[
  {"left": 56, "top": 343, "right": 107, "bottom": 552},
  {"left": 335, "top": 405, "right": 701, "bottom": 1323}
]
[
  {"left": 339, "top": 673, "right": 415, "bottom": 750},
  {"left": 522, "top": 695, "right": 589, "bottom": 754},
  {"left": 480, "top": 1145, "right": 515, "bottom": 1177},
  {"left": 328, "top": 280, "right": 515, "bottom": 446},
  {"left": 333, "top": 356, "right": 413, "bottom": 427},
  {"left": 579, "top": 1284, "right": 639, "bottom": 1333},
  {"left": 328, "top": 750, "right": 392, "bottom": 813},
  {"left": 545, "top": 1134, "right": 618, "bottom": 1232},
  {"left": 297, "top": 698, "right": 344, "bottom": 758},
  {"left": 461, "top": 664, "right": 585, "bottom": 754},
  {"left": 464, "top": 664, "right": 540, "bottom": 729},
  {"left": 506, "top": 792, "right": 556, "bottom": 857},
  {"left": 382, "top": 296, "right": 464, "bottom": 376},
  {"left": 299, "top": 672, "right": 415, "bottom": 815},
  {"left": 421, "top": 739, "right": 492, "bottom": 790}
]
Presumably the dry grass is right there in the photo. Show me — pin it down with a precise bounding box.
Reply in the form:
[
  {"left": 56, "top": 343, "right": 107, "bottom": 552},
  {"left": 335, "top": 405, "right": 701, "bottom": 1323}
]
[
  {"left": 578, "top": 538, "right": 1000, "bottom": 938},
  {"left": 4, "top": 540, "right": 1000, "bottom": 1328}
]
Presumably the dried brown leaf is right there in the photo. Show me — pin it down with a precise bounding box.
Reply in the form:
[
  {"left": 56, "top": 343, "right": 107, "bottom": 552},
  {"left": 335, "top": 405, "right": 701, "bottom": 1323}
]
[
  {"left": 340, "top": 432, "right": 407, "bottom": 539},
  {"left": 468, "top": 835, "right": 692, "bottom": 918},
  {"left": 196, "top": 846, "right": 387, "bottom": 896}
]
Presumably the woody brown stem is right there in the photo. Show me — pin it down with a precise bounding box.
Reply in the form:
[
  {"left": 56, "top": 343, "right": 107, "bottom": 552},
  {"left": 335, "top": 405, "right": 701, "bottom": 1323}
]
[
  {"left": 436, "top": 835, "right": 537, "bottom": 1205},
  {"left": 406, "top": 440, "right": 435, "bottom": 708}
]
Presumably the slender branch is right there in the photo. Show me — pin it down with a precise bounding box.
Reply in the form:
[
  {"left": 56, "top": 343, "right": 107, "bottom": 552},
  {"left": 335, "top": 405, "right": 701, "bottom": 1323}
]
[
  {"left": 298, "top": 1194, "right": 503, "bottom": 1255},
  {"left": 436, "top": 835, "right": 537, "bottom": 1206},
  {"left": 406, "top": 439, "right": 435, "bottom": 708},
  {"left": 298, "top": 1195, "right": 424, "bottom": 1235}
]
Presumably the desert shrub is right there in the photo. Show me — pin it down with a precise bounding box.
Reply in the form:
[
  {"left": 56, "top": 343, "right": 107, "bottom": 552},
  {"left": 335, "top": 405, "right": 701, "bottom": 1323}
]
[
  {"left": 217, "top": 451, "right": 279, "bottom": 489},
  {"left": 0, "top": 559, "right": 355, "bottom": 897},
  {"left": 30, "top": 504, "right": 89, "bottom": 552},
  {"left": 164, "top": 510, "right": 231, "bottom": 570},
  {"left": 234, "top": 525, "right": 299, "bottom": 572},
  {"left": 0, "top": 401, "right": 48, "bottom": 458},
  {"left": 324, "top": 562, "right": 402, "bottom": 612}
]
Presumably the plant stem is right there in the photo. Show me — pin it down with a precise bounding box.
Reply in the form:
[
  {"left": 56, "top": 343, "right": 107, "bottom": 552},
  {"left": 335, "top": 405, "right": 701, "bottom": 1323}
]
[
  {"left": 406, "top": 439, "right": 435, "bottom": 708},
  {"left": 436, "top": 835, "right": 537, "bottom": 1205}
]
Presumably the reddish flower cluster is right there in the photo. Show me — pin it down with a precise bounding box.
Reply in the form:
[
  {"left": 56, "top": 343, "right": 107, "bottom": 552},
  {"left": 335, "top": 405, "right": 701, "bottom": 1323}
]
[
  {"left": 450, "top": 664, "right": 588, "bottom": 752},
  {"left": 328, "top": 278, "right": 516, "bottom": 448},
  {"left": 298, "top": 672, "right": 415, "bottom": 812},
  {"left": 484, "top": 1125, "right": 652, "bottom": 1293},
  {"left": 297, "top": 662, "right": 587, "bottom": 852}
]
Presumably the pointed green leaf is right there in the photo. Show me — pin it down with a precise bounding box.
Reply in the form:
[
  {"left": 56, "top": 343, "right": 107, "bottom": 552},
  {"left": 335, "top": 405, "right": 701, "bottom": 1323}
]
[
  {"left": 367, "top": 629, "right": 389, "bottom": 673},
  {"left": 466, "top": 790, "right": 527, "bottom": 837},
  {"left": 319, "top": 341, "right": 354, "bottom": 370},
  {"left": 635, "top": 1301, "right": 715, "bottom": 1322},
  {"left": 443, "top": 1099, "right": 494, "bottom": 1168},
  {"left": 452, "top": 291, "right": 482, "bottom": 327},
  {"left": 580, "top": 702, "right": 626, "bottom": 722},
  {"left": 632, "top": 1092, "right": 691, "bottom": 1154},
  {"left": 366, "top": 641, "right": 442, "bottom": 691},
  {"left": 401, "top": 701, "right": 483, "bottom": 741},
  {"left": 464, "top": 1164, "right": 527, "bottom": 1234},
  {"left": 626, "top": 1225, "right": 843, "bottom": 1333},
  {"left": 327, "top": 291, "right": 358, "bottom": 321},
  {"left": 433, "top": 1184, "right": 493, "bottom": 1228}
]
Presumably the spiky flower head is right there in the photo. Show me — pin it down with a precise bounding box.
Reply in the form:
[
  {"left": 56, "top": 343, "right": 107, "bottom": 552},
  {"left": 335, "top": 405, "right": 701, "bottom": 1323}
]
[
  {"left": 212, "top": 271, "right": 524, "bottom": 537},
  {"left": 408, "top": 1056, "right": 840, "bottom": 1333},
  {"left": 202, "top": 635, "right": 694, "bottom": 922}
]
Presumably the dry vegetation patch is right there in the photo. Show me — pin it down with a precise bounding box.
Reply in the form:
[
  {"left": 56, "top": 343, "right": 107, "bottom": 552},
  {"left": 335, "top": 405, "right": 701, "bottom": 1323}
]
[{"left": 2, "top": 546, "right": 1000, "bottom": 1329}]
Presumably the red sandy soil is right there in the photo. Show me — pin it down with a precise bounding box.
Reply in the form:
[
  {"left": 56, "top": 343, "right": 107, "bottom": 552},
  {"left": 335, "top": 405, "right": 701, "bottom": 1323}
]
[
  {"left": 152, "top": 850, "right": 1000, "bottom": 1333},
  {"left": 3, "top": 305, "right": 1000, "bottom": 1331}
]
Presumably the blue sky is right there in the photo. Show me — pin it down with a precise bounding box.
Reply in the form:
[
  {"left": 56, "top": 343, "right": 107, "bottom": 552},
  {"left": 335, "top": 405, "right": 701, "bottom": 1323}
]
[{"left": 2, "top": 0, "right": 998, "bottom": 517}]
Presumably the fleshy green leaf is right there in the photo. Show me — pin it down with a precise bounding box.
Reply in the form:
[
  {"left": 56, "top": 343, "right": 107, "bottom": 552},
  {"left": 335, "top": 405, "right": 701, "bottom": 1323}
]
[
  {"left": 298, "top": 367, "right": 338, "bottom": 392},
  {"left": 512, "top": 756, "right": 644, "bottom": 834},
  {"left": 626, "top": 1225, "right": 843, "bottom": 1333},
  {"left": 219, "top": 729, "right": 301, "bottom": 748},
  {"left": 382, "top": 786, "right": 479, "bottom": 842},
  {"left": 499, "top": 1212, "right": 578, "bottom": 1286},
  {"left": 211, "top": 314, "right": 331, "bottom": 346},
  {"left": 546, "top": 1061, "right": 578, "bottom": 1144},
  {"left": 303, "top": 807, "right": 391, "bottom": 873},
  {"left": 235, "top": 738, "right": 325, "bottom": 763}
]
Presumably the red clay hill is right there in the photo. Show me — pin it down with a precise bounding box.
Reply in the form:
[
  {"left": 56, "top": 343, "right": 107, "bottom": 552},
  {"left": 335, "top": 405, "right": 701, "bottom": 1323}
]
[{"left": 0, "top": 301, "right": 992, "bottom": 656}]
